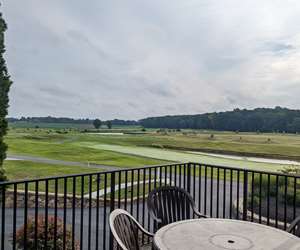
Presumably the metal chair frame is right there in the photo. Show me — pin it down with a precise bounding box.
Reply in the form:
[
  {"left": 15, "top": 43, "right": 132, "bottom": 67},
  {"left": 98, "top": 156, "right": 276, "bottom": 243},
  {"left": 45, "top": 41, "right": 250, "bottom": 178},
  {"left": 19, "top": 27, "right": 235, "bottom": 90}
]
[
  {"left": 287, "top": 216, "right": 300, "bottom": 237},
  {"left": 147, "top": 186, "right": 206, "bottom": 230},
  {"left": 109, "top": 209, "right": 154, "bottom": 250}
]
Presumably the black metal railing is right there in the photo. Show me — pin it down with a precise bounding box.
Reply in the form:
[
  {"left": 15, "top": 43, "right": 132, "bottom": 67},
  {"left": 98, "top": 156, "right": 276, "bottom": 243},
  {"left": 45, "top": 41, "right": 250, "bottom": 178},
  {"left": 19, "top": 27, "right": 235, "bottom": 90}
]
[{"left": 0, "top": 162, "right": 299, "bottom": 249}]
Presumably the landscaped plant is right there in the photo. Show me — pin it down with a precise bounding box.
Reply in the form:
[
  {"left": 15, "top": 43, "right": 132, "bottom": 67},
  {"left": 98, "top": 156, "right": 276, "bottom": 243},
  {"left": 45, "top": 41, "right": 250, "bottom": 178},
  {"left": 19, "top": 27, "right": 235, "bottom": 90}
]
[
  {"left": 15, "top": 215, "right": 79, "bottom": 250},
  {"left": 252, "top": 174, "right": 285, "bottom": 198},
  {"left": 250, "top": 169, "right": 300, "bottom": 207}
]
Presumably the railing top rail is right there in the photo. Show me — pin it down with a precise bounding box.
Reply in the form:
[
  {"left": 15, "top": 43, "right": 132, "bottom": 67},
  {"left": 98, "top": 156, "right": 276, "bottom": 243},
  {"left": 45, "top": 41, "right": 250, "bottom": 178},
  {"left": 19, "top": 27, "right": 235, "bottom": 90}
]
[
  {"left": 0, "top": 162, "right": 186, "bottom": 186},
  {"left": 1, "top": 161, "right": 299, "bottom": 186},
  {"left": 189, "top": 162, "right": 300, "bottom": 178}
]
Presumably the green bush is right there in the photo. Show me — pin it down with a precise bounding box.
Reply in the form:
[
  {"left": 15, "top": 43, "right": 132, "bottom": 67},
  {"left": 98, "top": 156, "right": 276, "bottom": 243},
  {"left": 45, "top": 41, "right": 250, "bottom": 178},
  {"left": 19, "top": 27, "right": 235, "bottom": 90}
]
[
  {"left": 15, "top": 215, "right": 79, "bottom": 250},
  {"left": 286, "top": 188, "right": 300, "bottom": 207},
  {"left": 252, "top": 175, "right": 286, "bottom": 197},
  {"left": 0, "top": 167, "right": 7, "bottom": 182},
  {"left": 251, "top": 174, "right": 299, "bottom": 206}
]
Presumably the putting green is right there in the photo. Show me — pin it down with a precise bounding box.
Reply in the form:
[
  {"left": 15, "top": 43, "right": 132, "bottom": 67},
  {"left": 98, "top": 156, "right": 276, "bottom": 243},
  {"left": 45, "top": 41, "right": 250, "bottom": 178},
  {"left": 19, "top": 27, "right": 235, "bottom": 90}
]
[{"left": 80, "top": 143, "right": 295, "bottom": 172}]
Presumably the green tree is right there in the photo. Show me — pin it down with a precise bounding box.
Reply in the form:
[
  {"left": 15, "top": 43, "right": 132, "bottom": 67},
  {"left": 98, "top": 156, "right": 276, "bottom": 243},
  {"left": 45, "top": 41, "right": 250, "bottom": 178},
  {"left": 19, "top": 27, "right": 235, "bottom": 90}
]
[
  {"left": 0, "top": 10, "right": 12, "bottom": 182},
  {"left": 288, "top": 117, "right": 300, "bottom": 133},
  {"left": 107, "top": 120, "right": 112, "bottom": 129},
  {"left": 93, "top": 119, "right": 102, "bottom": 129},
  {"left": 139, "top": 107, "right": 300, "bottom": 133}
]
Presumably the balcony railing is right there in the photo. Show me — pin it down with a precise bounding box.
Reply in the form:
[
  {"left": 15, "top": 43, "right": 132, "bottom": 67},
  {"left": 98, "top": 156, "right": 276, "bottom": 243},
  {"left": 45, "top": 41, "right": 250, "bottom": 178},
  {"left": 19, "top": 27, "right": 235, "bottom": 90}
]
[{"left": 0, "top": 162, "right": 299, "bottom": 249}]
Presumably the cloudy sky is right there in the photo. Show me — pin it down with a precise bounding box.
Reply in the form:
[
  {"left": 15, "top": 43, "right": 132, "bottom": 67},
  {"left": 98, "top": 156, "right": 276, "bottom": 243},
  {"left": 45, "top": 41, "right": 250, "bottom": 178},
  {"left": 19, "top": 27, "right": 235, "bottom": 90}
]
[{"left": 2, "top": 0, "right": 300, "bottom": 119}]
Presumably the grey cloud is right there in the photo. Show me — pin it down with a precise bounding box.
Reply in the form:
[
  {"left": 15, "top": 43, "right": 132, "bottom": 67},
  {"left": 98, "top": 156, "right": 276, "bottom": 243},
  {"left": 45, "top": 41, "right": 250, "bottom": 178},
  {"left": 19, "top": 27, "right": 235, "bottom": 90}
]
[
  {"left": 3, "top": 0, "right": 300, "bottom": 119},
  {"left": 259, "top": 42, "right": 296, "bottom": 55},
  {"left": 38, "top": 85, "right": 77, "bottom": 99},
  {"left": 146, "top": 83, "right": 175, "bottom": 97}
]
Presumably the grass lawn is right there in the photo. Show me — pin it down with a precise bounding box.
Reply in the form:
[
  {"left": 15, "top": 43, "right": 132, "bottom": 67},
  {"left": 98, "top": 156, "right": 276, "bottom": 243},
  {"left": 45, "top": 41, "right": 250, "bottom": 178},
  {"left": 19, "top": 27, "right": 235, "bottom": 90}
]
[
  {"left": 3, "top": 160, "right": 106, "bottom": 194},
  {"left": 3, "top": 160, "right": 104, "bottom": 181},
  {"left": 83, "top": 143, "right": 293, "bottom": 172},
  {"left": 3, "top": 160, "right": 152, "bottom": 197},
  {"left": 5, "top": 131, "right": 168, "bottom": 168},
  {"left": 5, "top": 128, "right": 300, "bottom": 176},
  {"left": 3, "top": 160, "right": 292, "bottom": 201},
  {"left": 76, "top": 131, "right": 300, "bottom": 160},
  {"left": 3, "top": 160, "right": 168, "bottom": 200}
]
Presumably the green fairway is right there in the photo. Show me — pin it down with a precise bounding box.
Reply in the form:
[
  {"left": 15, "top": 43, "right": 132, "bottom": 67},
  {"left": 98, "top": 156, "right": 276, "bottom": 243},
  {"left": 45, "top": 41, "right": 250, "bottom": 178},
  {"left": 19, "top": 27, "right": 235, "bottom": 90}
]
[
  {"left": 74, "top": 131, "right": 300, "bottom": 160},
  {"left": 5, "top": 130, "right": 167, "bottom": 168},
  {"left": 4, "top": 128, "right": 300, "bottom": 180},
  {"left": 83, "top": 143, "right": 294, "bottom": 172}
]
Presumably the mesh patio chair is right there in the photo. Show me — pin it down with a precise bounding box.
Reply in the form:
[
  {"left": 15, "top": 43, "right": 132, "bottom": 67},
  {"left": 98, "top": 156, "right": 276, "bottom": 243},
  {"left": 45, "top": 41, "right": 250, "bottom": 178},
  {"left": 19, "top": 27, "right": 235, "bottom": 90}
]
[
  {"left": 109, "top": 209, "right": 154, "bottom": 250},
  {"left": 287, "top": 216, "right": 300, "bottom": 237},
  {"left": 147, "top": 186, "right": 207, "bottom": 231}
]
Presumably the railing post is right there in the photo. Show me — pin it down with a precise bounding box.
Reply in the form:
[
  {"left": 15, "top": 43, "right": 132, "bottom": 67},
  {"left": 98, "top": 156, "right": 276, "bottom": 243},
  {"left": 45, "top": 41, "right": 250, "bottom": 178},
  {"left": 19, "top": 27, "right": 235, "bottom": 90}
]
[
  {"left": 187, "top": 163, "right": 192, "bottom": 194},
  {"left": 186, "top": 163, "right": 192, "bottom": 219},
  {"left": 109, "top": 172, "right": 116, "bottom": 249},
  {"left": 243, "top": 170, "right": 248, "bottom": 221},
  {"left": 1, "top": 187, "right": 5, "bottom": 250}
]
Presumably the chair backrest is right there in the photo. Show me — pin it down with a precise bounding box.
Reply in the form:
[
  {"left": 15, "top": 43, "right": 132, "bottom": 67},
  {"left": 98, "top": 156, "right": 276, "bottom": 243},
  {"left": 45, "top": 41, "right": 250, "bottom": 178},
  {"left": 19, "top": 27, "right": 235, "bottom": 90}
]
[
  {"left": 147, "top": 186, "right": 196, "bottom": 229},
  {"left": 109, "top": 209, "right": 140, "bottom": 250}
]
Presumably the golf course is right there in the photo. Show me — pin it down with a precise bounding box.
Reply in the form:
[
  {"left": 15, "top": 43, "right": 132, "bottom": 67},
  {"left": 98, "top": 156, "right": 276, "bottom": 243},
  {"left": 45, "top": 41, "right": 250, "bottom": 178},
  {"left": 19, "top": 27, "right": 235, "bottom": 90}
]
[{"left": 4, "top": 126, "right": 300, "bottom": 181}]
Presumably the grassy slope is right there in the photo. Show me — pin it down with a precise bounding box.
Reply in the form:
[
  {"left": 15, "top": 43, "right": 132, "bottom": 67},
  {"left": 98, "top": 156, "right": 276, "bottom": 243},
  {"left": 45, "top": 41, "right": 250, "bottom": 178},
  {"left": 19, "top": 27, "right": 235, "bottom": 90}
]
[
  {"left": 4, "top": 160, "right": 151, "bottom": 196},
  {"left": 5, "top": 128, "right": 300, "bottom": 174},
  {"left": 5, "top": 130, "right": 168, "bottom": 167},
  {"left": 84, "top": 143, "right": 292, "bottom": 172},
  {"left": 4, "top": 160, "right": 103, "bottom": 180},
  {"left": 80, "top": 132, "right": 300, "bottom": 159},
  {"left": 3, "top": 160, "right": 105, "bottom": 194}
]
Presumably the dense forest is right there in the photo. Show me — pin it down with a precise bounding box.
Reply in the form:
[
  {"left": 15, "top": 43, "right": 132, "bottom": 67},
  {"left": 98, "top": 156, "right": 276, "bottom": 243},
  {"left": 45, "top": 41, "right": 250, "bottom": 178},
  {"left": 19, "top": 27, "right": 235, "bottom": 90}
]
[
  {"left": 8, "top": 107, "right": 300, "bottom": 133},
  {"left": 8, "top": 116, "right": 91, "bottom": 124},
  {"left": 7, "top": 116, "right": 138, "bottom": 126},
  {"left": 139, "top": 107, "right": 300, "bottom": 133}
]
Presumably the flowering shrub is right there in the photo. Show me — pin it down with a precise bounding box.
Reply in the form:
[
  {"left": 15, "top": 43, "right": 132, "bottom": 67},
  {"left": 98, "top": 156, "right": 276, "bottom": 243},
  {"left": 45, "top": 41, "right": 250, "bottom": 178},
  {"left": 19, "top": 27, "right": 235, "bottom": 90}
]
[{"left": 15, "top": 215, "right": 79, "bottom": 250}]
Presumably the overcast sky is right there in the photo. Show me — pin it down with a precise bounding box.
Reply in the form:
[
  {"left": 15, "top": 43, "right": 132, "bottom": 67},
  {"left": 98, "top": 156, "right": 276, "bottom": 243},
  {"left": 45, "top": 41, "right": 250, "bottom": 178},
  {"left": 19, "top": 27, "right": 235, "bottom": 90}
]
[{"left": 2, "top": 0, "right": 300, "bottom": 120}]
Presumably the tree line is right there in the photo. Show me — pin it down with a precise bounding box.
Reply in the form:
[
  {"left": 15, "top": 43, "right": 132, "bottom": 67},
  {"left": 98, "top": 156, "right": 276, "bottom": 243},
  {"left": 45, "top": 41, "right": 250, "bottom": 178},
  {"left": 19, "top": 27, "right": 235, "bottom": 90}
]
[
  {"left": 139, "top": 107, "right": 300, "bottom": 133},
  {"left": 8, "top": 116, "right": 92, "bottom": 124},
  {"left": 8, "top": 117, "right": 138, "bottom": 127},
  {"left": 9, "top": 107, "right": 300, "bottom": 133}
]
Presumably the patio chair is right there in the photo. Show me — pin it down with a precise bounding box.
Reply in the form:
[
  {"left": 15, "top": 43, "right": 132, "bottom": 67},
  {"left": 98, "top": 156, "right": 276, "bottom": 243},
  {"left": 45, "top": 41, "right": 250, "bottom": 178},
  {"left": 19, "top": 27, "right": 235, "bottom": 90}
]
[
  {"left": 109, "top": 209, "right": 154, "bottom": 250},
  {"left": 287, "top": 216, "right": 300, "bottom": 237},
  {"left": 147, "top": 186, "right": 206, "bottom": 231}
]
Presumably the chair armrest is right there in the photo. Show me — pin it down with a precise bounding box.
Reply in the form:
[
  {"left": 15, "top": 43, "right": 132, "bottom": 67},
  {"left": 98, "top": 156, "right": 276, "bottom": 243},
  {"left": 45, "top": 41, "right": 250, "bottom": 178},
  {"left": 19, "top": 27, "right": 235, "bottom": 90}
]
[
  {"left": 136, "top": 222, "right": 154, "bottom": 237},
  {"left": 287, "top": 216, "right": 300, "bottom": 233},
  {"left": 134, "top": 218, "right": 154, "bottom": 237},
  {"left": 140, "top": 229, "right": 154, "bottom": 238},
  {"left": 193, "top": 210, "right": 207, "bottom": 218},
  {"left": 188, "top": 194, "right": 207, "bottom": 218},
  {"left": 148, "top": 210, "right": 163, "bottom": 225}
]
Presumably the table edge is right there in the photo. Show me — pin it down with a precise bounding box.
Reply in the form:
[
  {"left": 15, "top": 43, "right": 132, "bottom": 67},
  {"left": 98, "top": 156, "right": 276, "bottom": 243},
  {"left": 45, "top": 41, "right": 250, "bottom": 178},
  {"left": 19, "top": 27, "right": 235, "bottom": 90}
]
[{"left": 153, "top": 218, "right": 300, "bottom": 249}]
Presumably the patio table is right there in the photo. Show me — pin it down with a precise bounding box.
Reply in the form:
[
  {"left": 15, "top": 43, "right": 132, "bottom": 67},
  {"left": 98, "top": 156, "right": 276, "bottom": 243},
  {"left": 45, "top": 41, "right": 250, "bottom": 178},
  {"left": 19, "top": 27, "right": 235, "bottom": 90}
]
[{"left": 153, "top": 218, "right": 300, "bottom": 250}]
